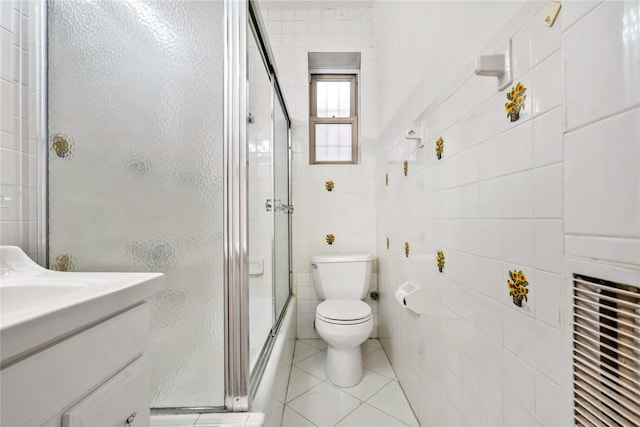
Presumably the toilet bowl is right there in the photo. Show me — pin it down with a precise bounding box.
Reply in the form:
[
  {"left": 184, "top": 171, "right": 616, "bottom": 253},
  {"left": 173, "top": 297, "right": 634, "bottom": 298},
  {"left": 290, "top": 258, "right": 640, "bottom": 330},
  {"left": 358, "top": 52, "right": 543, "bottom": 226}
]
[
  {"left": 311, "top": 253, "right": 374, "bottom": 387},
  {"left": 315, "top": 299, "right": 373, "bottom": 387}
]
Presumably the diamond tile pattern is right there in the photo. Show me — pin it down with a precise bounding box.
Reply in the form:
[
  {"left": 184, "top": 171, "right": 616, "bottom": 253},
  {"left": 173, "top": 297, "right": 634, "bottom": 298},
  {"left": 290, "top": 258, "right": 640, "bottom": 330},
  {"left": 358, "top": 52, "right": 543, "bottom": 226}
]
[{"left": 283, "top": 339, "right": 419, "bottom": 426}]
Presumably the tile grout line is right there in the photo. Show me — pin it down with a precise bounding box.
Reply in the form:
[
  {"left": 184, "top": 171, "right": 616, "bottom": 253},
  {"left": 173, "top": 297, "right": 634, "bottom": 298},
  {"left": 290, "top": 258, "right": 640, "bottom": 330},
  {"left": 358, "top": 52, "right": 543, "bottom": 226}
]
[
  {"left": 286, "top": 375, "right": 325, "bottom": 404},
  {"left": 331, "top": 401, "right": 366, "bottom": 427},
  {"left": 363, "top": 380, "right": 412, "bottom": 425},
  {"left": 292, "top": 349, "right": 327, "bottom": 381},
  {"left": 283, "top": 404, "right": 318, "bottom": 427}
]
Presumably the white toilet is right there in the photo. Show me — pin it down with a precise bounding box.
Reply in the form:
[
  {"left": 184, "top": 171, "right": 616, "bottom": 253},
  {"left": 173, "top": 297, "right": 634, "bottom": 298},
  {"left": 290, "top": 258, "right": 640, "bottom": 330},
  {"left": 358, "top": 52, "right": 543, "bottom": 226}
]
[{"left": 311, "top": 253, "right": 374, "bottom": 387}]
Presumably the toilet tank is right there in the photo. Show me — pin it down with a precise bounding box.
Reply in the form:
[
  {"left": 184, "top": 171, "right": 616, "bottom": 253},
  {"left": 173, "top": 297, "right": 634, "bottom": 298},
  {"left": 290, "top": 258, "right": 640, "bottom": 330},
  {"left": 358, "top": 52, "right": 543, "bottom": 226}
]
[{"left": 310, "top": 254, "right": 374, "bottom": 300}]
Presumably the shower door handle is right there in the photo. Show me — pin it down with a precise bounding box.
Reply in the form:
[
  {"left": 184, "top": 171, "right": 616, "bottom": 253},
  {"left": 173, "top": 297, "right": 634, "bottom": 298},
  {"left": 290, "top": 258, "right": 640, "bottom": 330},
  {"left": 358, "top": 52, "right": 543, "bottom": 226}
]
[
  {"left": 265, "top": 199, "right": 282, "bottom": 212},
  {"left": 265, "top": 199, "right": 283, "bottom": 212},
  {"left": 265, "top": 199, "right": 293, "bottom": 213}
]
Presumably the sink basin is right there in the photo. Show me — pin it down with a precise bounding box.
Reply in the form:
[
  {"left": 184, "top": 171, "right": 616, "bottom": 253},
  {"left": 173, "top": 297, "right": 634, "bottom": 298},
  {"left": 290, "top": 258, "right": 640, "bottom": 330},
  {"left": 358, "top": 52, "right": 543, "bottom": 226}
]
[{"left": 0, "top": 246, "right": 164, "bottom": 366}]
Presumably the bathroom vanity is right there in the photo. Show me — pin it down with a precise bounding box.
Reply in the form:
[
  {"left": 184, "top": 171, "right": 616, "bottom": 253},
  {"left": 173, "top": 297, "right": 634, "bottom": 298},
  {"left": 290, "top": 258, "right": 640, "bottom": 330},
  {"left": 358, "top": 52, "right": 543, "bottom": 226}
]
[{"left": 0, "top": 247, "right": 164, "bottom": 426}]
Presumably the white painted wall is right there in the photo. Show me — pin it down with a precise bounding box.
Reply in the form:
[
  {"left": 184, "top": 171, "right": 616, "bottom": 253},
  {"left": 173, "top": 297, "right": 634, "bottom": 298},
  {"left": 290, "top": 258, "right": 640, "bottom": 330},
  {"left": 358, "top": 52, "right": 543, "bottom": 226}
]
[
  {"left": 262, "top": 4, "right": 379, "bottom": 339},
  {"left": 0, "top": 0, "right": 39, "bottom": 260}
]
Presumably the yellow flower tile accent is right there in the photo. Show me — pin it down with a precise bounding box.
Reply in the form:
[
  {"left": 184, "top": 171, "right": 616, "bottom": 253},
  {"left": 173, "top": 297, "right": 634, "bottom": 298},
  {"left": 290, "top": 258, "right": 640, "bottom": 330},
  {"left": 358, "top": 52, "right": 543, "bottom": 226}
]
[
  {"left": 404, "top": 241, "right": 410, "bottom": 257},
  {"left": 385, "top": 173, "right": 389, "bottom": 186},
  {"left": 325, "top": 180, "right": 334, "bottom": 191},
  {"left": 436, "top": 250, "right": 445, "bottom": 272},
  {"left": 403, "top": 160, "right": 408, "bottom": 176},
  {"left": 325, "top": 234, "right": 335, "bottom": 245},
  {"left": 386, "top": 237, "right": 390, "bottom": 249},
  {"left": 507, "top": 269, "right": 529, "bottom": 307},
  {"left": 435, "top": 137, "right": 444, "bottom": 160},
  {"left": 505, "top": 82, "right": 527, "bottom": 122}
]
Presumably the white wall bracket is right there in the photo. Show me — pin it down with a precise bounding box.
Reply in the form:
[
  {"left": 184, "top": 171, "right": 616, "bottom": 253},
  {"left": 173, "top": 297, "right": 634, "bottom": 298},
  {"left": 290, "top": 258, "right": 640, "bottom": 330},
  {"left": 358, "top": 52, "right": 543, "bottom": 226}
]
[
  {"left": 405, "top": 121, "right": 425, "bottom": 148},
  {"left": 474, "top": 39, "right": 512, "bottom": 91}
]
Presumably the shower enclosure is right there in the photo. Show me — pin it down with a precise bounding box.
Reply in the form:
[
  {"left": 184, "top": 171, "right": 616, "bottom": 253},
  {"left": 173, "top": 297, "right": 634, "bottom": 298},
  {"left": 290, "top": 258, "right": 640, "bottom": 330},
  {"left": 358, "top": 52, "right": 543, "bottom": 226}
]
[{"left": 45, "top": 0, "right": 291, "bottom": 412}]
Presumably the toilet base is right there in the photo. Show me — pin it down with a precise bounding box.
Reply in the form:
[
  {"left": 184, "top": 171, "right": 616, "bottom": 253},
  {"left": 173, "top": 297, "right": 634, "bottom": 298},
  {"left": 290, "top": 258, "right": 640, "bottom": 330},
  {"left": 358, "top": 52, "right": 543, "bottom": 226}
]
[{"left": 326, "top": 345, "right": 363, "bottom": 388}]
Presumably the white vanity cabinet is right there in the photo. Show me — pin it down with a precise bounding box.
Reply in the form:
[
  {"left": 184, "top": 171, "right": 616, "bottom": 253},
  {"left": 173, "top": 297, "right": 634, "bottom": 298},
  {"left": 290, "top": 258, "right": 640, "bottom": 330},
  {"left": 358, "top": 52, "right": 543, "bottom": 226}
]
[{"left": 1, "top": 304, "right": 152, "bottom": 427}]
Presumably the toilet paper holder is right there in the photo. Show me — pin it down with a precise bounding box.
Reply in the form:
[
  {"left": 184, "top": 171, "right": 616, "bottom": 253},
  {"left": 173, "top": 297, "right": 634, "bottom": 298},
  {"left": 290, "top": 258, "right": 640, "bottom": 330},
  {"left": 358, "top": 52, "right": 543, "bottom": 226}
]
[{"left": 394, "top": 281, "right": 422, "bottom": 315}]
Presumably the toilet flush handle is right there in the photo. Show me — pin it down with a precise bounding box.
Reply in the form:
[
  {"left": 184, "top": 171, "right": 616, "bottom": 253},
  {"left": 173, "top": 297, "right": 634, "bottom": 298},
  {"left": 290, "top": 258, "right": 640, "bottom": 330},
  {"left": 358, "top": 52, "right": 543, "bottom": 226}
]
[{"left": 311, "top": 263, "right": 318, "bottom": 269}]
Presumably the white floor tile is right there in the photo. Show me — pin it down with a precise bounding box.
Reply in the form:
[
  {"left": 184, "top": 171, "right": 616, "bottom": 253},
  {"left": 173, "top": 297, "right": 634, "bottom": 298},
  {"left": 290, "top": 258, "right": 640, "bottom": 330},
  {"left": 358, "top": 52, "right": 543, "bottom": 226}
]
[
  {"left": 150, "top": 414, "right": 198, "bottom": 426},
  {"left": 286, "top": 366, "right": 324, "bottom": 402},
  {"left": 281, "top": 407, "right": 317, "bottom": 427},
  {"left": 364, "top": 338, "right": 382, "bottom": 349},
  {"left": 301, "top": 338, "right": 329, "bottom": 350},
  {"left": 361, "top": 342, "right": 378, "bottom": 357},
  {"left": 367, "top": 381, "right": 419, "bottom": 427},
  {"left": 288, "top": 382, "right": 362, "bottom": 426},
  {"left": 335, "top": 403, "right": 410, "bottom": 426},
  {"left": 363, "top": 349, "right": 396, "bottom": 379},
  {"left": 338, "top": 368, "right": 392, "bottom": 401},
  {"left": 294, "top": 350, "right": 328, "bottom": 380},
  {"left": 294, "top": 341, "right": 323, "bottom": 363}
]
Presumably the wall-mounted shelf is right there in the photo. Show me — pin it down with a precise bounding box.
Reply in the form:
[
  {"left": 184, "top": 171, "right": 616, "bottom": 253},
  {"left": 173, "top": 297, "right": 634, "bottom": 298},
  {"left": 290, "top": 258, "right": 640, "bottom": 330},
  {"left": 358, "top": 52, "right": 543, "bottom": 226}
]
[{"left": 474, "top": 39, "right": 512, "bottom": 91}]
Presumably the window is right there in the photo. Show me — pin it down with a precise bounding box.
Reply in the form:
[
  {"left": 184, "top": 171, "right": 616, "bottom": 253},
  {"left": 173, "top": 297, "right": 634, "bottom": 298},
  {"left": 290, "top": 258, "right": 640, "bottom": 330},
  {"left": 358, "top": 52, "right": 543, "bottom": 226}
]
[{"left": 309, "top": 74, "right": 358, "bottom": 164}]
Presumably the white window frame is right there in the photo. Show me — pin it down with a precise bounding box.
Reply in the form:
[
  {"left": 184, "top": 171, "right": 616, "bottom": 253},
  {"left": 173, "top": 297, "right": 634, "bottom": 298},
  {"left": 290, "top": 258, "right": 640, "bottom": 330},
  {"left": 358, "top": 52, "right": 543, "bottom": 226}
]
[{"left": 309, "top": 73, "right": 358, "bottom": 165}]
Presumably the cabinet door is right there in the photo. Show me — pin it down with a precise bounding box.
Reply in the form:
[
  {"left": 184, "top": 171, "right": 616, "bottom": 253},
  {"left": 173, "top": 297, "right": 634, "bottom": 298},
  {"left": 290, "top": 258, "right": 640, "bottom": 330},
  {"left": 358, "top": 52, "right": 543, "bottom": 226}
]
[{"left": 62, "top": 355, "right": 149, "bottom": 427}]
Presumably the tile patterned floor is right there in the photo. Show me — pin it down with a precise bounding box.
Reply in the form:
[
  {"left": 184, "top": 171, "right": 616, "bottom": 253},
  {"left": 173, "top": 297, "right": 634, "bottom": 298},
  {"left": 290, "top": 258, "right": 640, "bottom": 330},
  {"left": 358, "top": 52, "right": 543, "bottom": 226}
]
[{"left": 283, "top": 339, "right": 419, "bottom": 427}]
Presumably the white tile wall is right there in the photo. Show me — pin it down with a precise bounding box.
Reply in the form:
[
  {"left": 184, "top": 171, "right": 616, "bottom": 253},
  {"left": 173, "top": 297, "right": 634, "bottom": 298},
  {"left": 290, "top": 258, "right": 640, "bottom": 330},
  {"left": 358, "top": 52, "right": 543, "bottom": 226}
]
[
  {"left": 0, "top": 0, "right": 39, "bottom": 260},
  {"left": 262, "top": 4, "right": 378, "bottom": 339},
  {"left": 564, "top": 0, "right": 640, "bottom": 131},
  {"left": 375, "top": 2, "right": 570, "bottom": 425},
  {"left": 565, "top": 108, "right": 640, "bottom": 239}
]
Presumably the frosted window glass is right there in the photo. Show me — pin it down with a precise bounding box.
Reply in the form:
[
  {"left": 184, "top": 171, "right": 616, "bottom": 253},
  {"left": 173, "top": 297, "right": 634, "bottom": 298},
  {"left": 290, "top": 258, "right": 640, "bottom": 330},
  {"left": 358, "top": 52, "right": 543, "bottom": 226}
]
[
  {"left": 48, "top": 0, "right": 225, "bottom": 407},
  {"left": 314, "top": 124, "right": 352, "bottom": 161},
  {"left": 316, "top": 81, "right": 351, "bottom": 118}
]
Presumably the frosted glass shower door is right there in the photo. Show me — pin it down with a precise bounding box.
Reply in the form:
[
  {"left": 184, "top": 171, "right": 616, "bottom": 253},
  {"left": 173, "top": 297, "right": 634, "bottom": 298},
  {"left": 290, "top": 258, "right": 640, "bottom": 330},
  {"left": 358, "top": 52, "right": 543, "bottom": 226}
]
[{"left": 47, "top": 0, "right": 225, "bottom": 407}]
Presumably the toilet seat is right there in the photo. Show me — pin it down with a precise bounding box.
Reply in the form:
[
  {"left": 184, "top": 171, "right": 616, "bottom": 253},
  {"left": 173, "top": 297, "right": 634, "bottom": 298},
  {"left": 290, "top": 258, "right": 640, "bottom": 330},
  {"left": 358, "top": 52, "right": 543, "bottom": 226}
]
[{"left": 316, "top": 299, "right": 372, "bottom": 325}]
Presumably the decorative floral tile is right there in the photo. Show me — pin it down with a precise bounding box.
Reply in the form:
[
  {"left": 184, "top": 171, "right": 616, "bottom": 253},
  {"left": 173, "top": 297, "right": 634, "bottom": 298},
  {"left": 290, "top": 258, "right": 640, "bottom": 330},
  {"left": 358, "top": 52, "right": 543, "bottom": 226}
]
[
  {"left": 505, "top": 266, "right": 534, "bottom": 316},
  {"left": 505, "top": 82, "right": 527, "bottom": 122},
  {"left": 436, "top": 250, "right": 445, "bottom": 272},
  {"left": 435, "top": 137, "right": 444, "bottom": 160}
]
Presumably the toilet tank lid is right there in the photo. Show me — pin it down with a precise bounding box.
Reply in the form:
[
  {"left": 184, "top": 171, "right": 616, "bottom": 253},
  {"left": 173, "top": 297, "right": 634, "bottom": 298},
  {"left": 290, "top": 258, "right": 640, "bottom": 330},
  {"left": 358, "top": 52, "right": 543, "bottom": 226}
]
[{"left": 311, "top": 254, "right": 374, "bottom": 263}]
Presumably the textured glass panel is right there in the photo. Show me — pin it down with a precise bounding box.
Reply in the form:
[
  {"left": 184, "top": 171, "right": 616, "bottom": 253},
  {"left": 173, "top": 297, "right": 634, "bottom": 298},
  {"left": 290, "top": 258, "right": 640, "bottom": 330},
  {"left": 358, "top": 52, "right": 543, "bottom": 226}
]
[
  {"left": 316, "top": 81, "right": 351, "bottom": 118},
  {"left": 273, "top": 97, "right": 289, "bottom": 323},
  {"left": 315, "top": 123, "right": 352, "bottom": 161},
  {"left": 47, "top": 0, "right": 224, "bottom": 407},
  {"left": 247, "top": 30, "right": 274, "bottom": 372}
]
